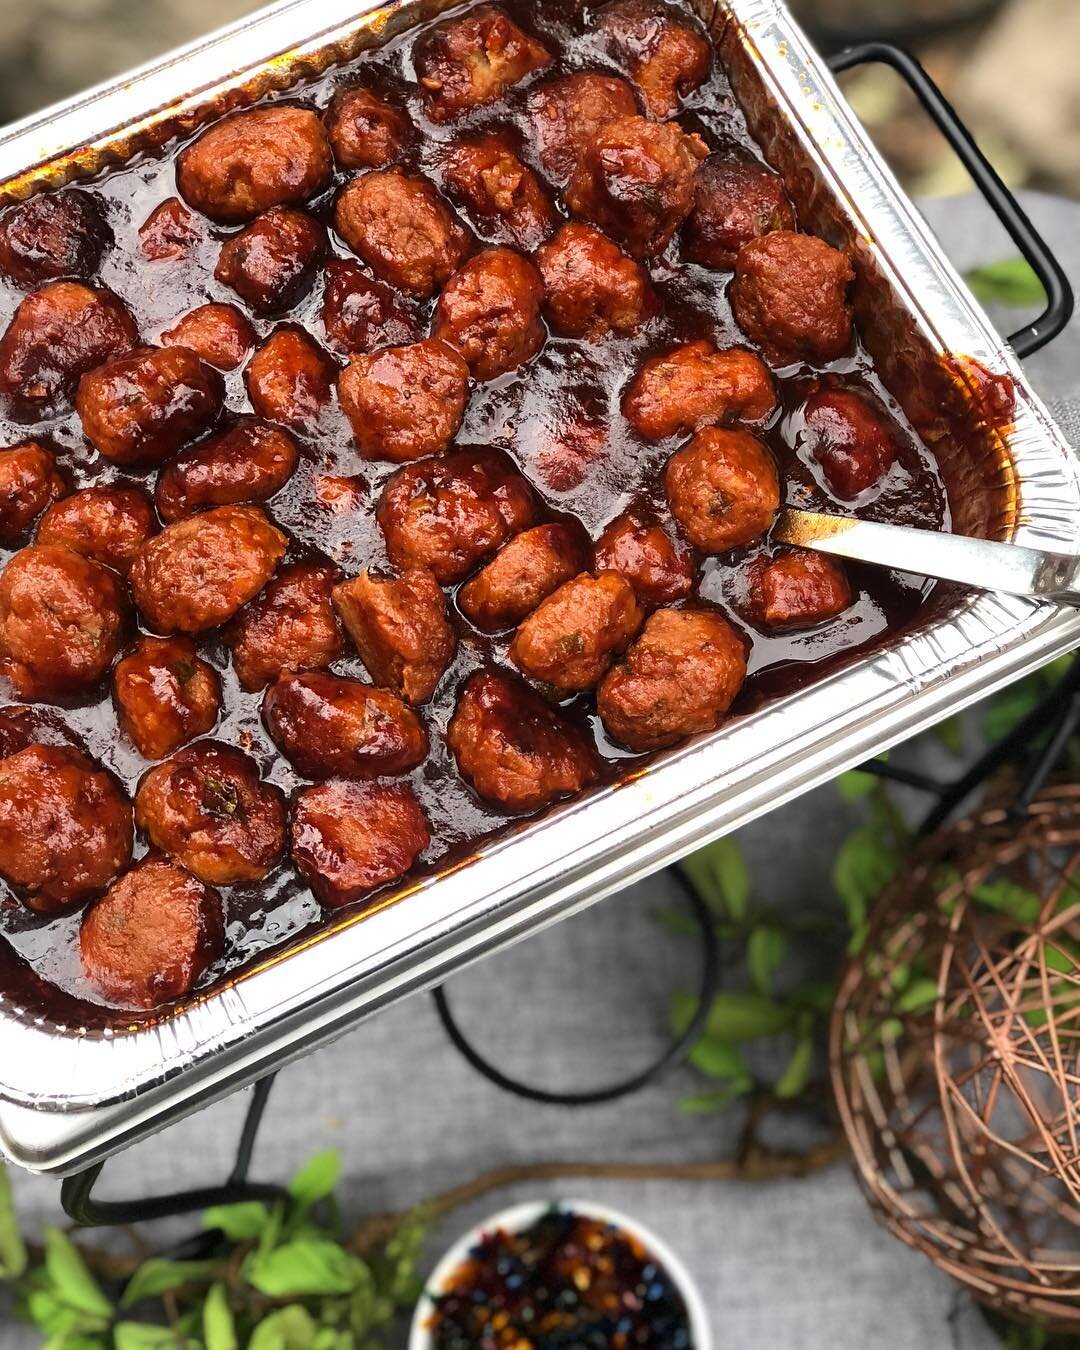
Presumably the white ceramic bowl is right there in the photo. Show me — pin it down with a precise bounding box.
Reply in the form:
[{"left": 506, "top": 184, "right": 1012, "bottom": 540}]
[{"left": 409, "top": 1197, "right": 711, "bottom": 1350}]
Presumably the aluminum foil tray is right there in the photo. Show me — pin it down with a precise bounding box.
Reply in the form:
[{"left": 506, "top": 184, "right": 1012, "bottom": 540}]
[{"left": 0, "top": 0, "right": 1078, "bottom": 1173}]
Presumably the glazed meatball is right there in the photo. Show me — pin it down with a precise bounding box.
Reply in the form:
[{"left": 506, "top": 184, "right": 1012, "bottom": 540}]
[
  {"left": 415, "top": 5, "right": 551, "bottom": 123},
  {"left": 37, "top": 485, "right": 157, "bottom": 576},
  {"left": 664, "top": 427, "right": 779, "bottom": 552},
  {"left": 177, "top": 106, "right": 333, "bottom": 223},
  {"left": 214, "top": 207, "right": 326, "bottom": 315},
  {"left": 0, "top": 441, "right": 67, "bottom": 542},
  {"left": 332, "top": 568, "right": 456, "bottom": 705},
  {"left": 155, "top": 418, "right": 300, "bottom": 522},
  {"left": 227, "top": 560, "right": 344, "bottom": 692},
  {"left": 745, "top": 548, "right": 852, "bottom": 631},
  {"left": 377, "top": 449, "right": 537, "bottom": 583},
  {"left": 0, "top": 189, "right": 113, "bottom": 287},
  {"left": 598, "top": 0, "right": 710, "bottom": 118},
  {"left": 0, "top": 545, "right": 128, "bottom": 698},
  {"left": 431, "top": 248, "right": 545, "bottom": 381},
  {"left": 801, "top": 384, "right": 897, "bottom": 499},
  {"left": 441, "top": 132, "right": 558, "bottom": 251},
  {"left": 565, "top": 116, "right": 707, "bottom": 260},
  {"left": 457, "top": 522, "right": 591, "bottom": 631},
  {"left": 162, "top": 303, "right": 256, "bottom": 371},
  {"left": 536, "top": 223, "right": 658, "bottom": 340},
  {"left": 731, "top": 230, "right": 854, "bottom": 365},
  {"left": 597, "top": 607, "right": 746, "bottom": 751},
  {"left": 528, "top": 73, "right": 638, "bottom": 183},
  {"left": 447, "top": 669, "right": 599, "bottom": 813},
  {"left": 0, "top": 744, "right": 132, "bottom": 911},
  {"left": 682, "top": 156, "right": 795, "bottom": 270},
  {"left": 114, "top": 635, "right": 222, "bottom": 760},
  {"left": 80, "top": 857, "right": 225, "bottom": 1009},
  {"left": 0, "top": 282, "right": 137, "bottom": 416},
  {"left": 622, "top": 340, "right": 776, "bottom": 440},
  {"left": 338, "top": 339, "right": 470, "bottom": 462},
  {"left": 319, "top": 259, "right": 419, "bottom": 355},
  {"left": 509, "top": 571, "right": 643, "bottom": 692},
  {"left": 0, "top": 703, "right": 79, "bottom": 759},
  {"left": 324, "top": 86, "right": 413, "bottom": 170},
  {"left": 245, "top": 328, "right": 337, "bottom": 435},
  {"left": 594, "top": 508, "right": 693, "bottom": 608},
  {"left": 138, "top": 198, "right": 200, "bottom": 261},
  {"left": 263, "top": 670, "right": 428, "bottom": 780},
  {"left": 291, "top": 780, "right": 430, "bottom": 909},
  {"left": 334, "top": 170, "right": 472, "bottom": 299},
  {"left": 130, "top": 505, "right": 286, "bottom": 633},
  {"left": 76, "top": 345, "right": 225, "bottom": 467},
  {"left": 135, "top": 741, "right": 286, "bottom": 885}
]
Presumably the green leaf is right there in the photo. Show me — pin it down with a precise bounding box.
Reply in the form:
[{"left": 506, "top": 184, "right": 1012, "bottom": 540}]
[
  {"left": 0, "top": 1164, "right": 27, "bottom": 1280},
  {"left": 970, "top": 878, "right": 1041, "bottom": 925},
  {"left": 672, "top": 990, "right": 792, "bottom": 1042},
  {"left": 836, "top": 770, "right": 875, "bottom": 802},
  {"left": 314, "top": 1330, "right": 356, "bottom": 1350},
  {"left": 41, "top": 1336, "right": 110, "bottom": 1350},
  {"left": 774, "top": 1032, "right": 814, "bottom": 1099},
  {"left": 202, "top": 1200, "right": 270, "bottom": 1242},
  {"left": 26, "top": 1288, "right": 103, "bottom": 1338},
  {"left": 981, "top": 680, "right": 1041, "bottom": 743},
  {"left": 42, "top": 1227, "right": 113, "bottom": 1321},
  {"left": 679, "top": 836, "right": 750, "bottom": 922},
  {"left": 120, "top": 1258, "right": 221, "bottom": 1308},
  {"left": 113, "top": 1324, "right": 190, "bottom": 1350},
  {"left": 832, "top": 822, "right": 898, "bottom": 932},
  {"left": 247, "top": 1239, "right": 363, "bottom": 1298},
  {"left": 653, "top": 908, "right": 701, "bottom": 937},
  {"left": 249, "top": 1306, "right": 319, "bottom": 1350},
  {"left": 932, "top": 715, "right": 964, "bottom": 754},
  {"left": 203, "top": 1282, "right": 237, "bottom": 1350},
  {"left": 747, "top": 925, "right": 788, "bottom": 996},
  {"left": 380, "top": 1207, "right": 428, "bottom": 1307},
  {"left": 687, "top": 1034, "right": 751, "bottom": 1082},
  {"left": 288, "top": 1150, "right": 341, "bottom": 1210},
  {"left": 965, "top": 257, "right": 1045, "bottom": 309},
  {"left": 895, "top": 977, "right": 939, "bottom": 1014},
  {"left": 677, "top": 1082, "right": 752, "bottom": 1114}
]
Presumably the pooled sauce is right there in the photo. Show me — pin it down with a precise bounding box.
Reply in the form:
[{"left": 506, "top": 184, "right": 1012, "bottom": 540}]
[{"left": 0, "top": 0, "right": 948, "bottom": 1026}]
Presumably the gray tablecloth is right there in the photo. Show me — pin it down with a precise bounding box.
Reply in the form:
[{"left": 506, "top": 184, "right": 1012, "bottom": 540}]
[{"left": 7, "top": 191, "right": 1080, "bottom": 1350}]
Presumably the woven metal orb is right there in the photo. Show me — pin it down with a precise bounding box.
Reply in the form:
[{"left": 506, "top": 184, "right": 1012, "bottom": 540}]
[{"left": 830, "top": 785, "right": 1080, "bottom": 1330}]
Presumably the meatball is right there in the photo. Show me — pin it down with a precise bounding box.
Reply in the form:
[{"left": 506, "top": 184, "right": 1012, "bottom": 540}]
[
  {"left": 214, "top": 207, "right": 326, "bottom": 315},
  {"left": 130, "top": 505, "right": 286, "bottom": 634},
  {"left": 509, "top": 571, "right": 643, "bottom": 692},
  {"left": 155, "top": 418, "right": 300, "bottom": 522},
  {"left": 597, "top": 607, "right": 746, "bottom": 751},
  {"left": 324, "top": 86, "right": 413, "bottom": 170},
  {"left": 0, "top": 545, "right": 128, "bottom": 698},
  {"left": 377, "top": 449, "right": 537, "bottom": 583},
  {"left": 262, "top": 670, "right": 428, "bottom": 780},
  {"left": 664, "top": 427, "right": 779, "bottom": 552},
  {"left": 338, "top": 339, "right": 470, "bottom": 463},
  {"left": 745, "top": 548, "right": 852, "bottom": 631},
  {"left": 0, "top": 744, "right": 132, "bottom": 912},
  {"left": 0, "top": 703, "right": 78, "bottom": 760},
  {"left": 177, "top": 106, "right": 333, "bottom": 224},
  {"left": 528, "top": 73, "right": 638, "bottom": 183},
  {"left": 565, "top": 116, "right": 707, "bottom": 260},
  {"left": 457, "top": 522, "right": 590, "bottom": 631},
  {"left": 76, "top": 345, "right": 225, "bottom": 468},
  {"left": 334, "top": 170, "right": 472, "bottom": 299},
  {"left": 332, "top": 568, "right": 456, "bottom": 705},
  {"left": 80, "top": 857, "right": 224, "bottom": 1009},
  {"left": 138, "top": 198, "right": 200, "bottom": 261},
  {"left": 0, "top": 282, "right": 137, "bottom": 417},
  {"left": 161, "top": 303, "right": 256, "bottom": 371},
  {"left": 801, "top": 384, "right": 897, "bottom": 499},
  {"left": 0, "top": 189, "right": 112, "bottom": 287},
  {"left": 682, "top": 156, "right": 795, "bottom": 270},
  {"left": 536, "top": 223, "right": 658, "bottom": 340},
  {"left": 319, "top": 259, "right": 419, "bottom": 355},
  {"left": 227, "top": 560, "right": 345, "bottom": 692},
  {"left": 415, "top": 5, "right": 551, "bottom": 123},
  {"left": 598, "top": 0, "right": 710, "bottom": 118},
  {"left": 245, "top": 328, "right": 337, "bottom": 435},
  {"left": 114, "top": 635, "right": 222, "bottom": 760},
  {"left": 36, "top": 485, "right": 157, "bottom": 576},
  {"left": 135, "top": 741, "right": 286, "bottom": 885},
  {"left": 291, "top": 780, "right": 430, "bottom": 909},
  {"left": 441, "top": 132, "right": 558, "bottom": 251},
  {"left": 0, "top": 441, "right": 67, "bottom": 542},
  {"left": 594, "top": 507, "right": 693, "bottom": 608},
  {"left": 731, "top": 230, "right": 854, "bottom": 365},
  {"left": 431, "top": 248, "right": 545, "bottom": 381},
  {"left": 622, "top": 340, "right": 776, "bottom": 440},
  {"left": 447, "top": 669, "right": 599, "bottom": 812}
]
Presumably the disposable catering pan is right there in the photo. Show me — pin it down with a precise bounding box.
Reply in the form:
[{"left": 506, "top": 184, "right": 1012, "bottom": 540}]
[{"left": 0, "top": 0, "right": 1078, "bottom": 1175}]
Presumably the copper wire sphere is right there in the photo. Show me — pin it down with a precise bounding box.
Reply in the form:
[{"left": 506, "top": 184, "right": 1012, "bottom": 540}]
[{"left": 829, "top": 785, "right": 1080, "bottom": 1330}]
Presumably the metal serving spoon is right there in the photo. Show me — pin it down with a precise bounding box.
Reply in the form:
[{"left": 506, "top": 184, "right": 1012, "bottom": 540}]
[{"left": 773, "top": 508, "right": 1080, "bottom": 608}]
